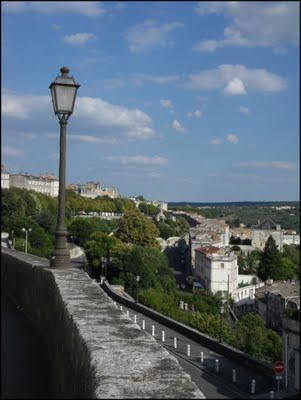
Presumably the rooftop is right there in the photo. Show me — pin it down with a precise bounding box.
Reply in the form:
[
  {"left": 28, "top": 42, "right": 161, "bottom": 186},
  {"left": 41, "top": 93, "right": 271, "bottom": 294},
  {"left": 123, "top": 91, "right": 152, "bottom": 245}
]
[
  {"left": 195, "top": 246, "right": 236, "bottom": 259},
  {"left": 255, "top": 281, "right": 300, "bottom": 308},
  {"left": 254, "top": 218, "right": 278, "bottom": 231}
]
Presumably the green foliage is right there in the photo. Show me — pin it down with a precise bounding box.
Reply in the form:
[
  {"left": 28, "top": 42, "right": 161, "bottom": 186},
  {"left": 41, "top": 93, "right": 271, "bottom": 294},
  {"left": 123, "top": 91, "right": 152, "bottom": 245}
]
[
  {"left": 67, "top": 217, "right": 118, "bottom": 247},
  {"left": 65, "top": 190, "right": 135, "bottom": 214},
  {"left": 156, "top": 215, "right": 189, "bottom": 239},
  {"left": 117, "top": 210, "right": 160, "bottom": 248},
  {"left": 138, "top": 202, "right": 159, "bottom": 217},
  {"left": 258, "top": 236, "right": 297, "bottom": 281},
  {"left": 282, "top": 244, "right": 300, "bottom": 270},
  {"left": 233, "top": 314, "right": 281, "bottom": 362},
  {"left": 122, "top": 245, "right": 175, "bottom": 294}
]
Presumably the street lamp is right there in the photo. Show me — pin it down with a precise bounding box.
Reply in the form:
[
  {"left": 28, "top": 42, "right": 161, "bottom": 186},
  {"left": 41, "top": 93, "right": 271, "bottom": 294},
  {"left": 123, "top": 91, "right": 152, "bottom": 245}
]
[
  {"left": 101, "top": 256, "right": 112, "bottom": 281},
  {"left": 49, "top": 67, "right": 80, "bottom": 268},
  {"left": 136, "top": 275, "right": 140, "bottom": 303},
  {"left": 21, "top": 228, "right": 32, "bottom": 254},
  {"left": 219, "top": 304, "right": 224, "bottom": 343}
]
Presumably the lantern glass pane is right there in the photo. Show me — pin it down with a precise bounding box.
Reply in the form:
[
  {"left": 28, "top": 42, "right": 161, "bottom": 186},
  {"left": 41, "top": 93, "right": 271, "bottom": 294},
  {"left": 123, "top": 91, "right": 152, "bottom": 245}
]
[
  {"left": 55, "top": 85, "right": 76, "bottom": 113},
  {"left": 50, "top": 85, "right": 57, "bottom": 113}
]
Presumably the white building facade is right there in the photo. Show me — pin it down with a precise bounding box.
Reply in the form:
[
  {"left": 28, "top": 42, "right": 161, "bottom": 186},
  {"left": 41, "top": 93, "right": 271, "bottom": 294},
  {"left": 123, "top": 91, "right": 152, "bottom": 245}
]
[
  {"left": 9, "top": 173, "right": 59, "bottom": 196},
  {"left": 194, "top": 246, "right": 238, "bottom": 295},
  {"left": 1, "top": 171, "right": 10, "bottom": 189}
]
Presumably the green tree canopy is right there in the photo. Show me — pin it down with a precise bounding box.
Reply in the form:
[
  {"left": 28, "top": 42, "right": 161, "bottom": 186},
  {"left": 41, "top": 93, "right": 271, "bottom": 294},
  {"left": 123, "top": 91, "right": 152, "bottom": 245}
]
[
  {"left": 116, "top": 210, "right": 160, "bottom": 248},
  {"left": 257, "top": 236, "right": 283, "bottom": 281}
]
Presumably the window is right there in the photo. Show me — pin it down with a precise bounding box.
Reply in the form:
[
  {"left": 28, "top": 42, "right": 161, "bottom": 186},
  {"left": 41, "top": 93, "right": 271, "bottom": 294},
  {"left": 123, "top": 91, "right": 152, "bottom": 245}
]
[{"left": 220, "top": 263, "right": 224, "bottom": 268}]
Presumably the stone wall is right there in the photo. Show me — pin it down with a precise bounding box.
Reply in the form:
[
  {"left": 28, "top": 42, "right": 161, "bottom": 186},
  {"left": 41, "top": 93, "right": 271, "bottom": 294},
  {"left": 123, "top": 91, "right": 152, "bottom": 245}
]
[{"left": 1, "top": 248, "right": 203, "bottom": 399}]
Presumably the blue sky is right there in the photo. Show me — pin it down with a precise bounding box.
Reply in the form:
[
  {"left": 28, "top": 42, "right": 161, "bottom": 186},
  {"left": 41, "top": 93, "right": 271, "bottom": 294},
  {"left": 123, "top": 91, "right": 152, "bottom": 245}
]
[{"left": 2, "top": 1, "right": 300, "bottom": 202}]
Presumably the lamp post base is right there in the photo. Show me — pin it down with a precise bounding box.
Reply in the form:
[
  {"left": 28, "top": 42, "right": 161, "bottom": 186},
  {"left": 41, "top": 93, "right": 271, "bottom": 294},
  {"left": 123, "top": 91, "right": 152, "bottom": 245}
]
[{"left": 50, "top": 230, "right": 71, "bottom": 268}]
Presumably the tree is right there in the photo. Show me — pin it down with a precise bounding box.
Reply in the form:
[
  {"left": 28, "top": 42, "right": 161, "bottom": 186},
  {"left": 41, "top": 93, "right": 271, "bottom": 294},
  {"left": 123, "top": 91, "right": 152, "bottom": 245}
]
[
  {"left": 257, "top": 236, "right": 283, "bottom": 281},
  {"left": 122, "top": 245, "right": 175, "bottom": 294},
  {"left": 138, "top": 202, "right": 159, "bottom": 217},
  {"left": 117, "top": 210, "right": 160, "bottom": 248}
]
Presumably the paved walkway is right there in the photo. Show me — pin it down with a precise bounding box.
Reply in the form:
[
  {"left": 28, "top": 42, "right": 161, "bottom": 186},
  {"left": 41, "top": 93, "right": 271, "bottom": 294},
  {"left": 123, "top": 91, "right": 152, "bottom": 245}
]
[
  {"left": 109, "top": 296, "right": 281, "bottom": 399},
  {"left": 1, "top": 293, "right": 53, "bottom": 399}
]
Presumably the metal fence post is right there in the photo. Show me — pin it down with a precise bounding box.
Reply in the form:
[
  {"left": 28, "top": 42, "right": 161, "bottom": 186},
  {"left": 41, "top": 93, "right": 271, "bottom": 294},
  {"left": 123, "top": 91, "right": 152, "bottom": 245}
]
[
  {"left": 142, "top": 320, "right": 145, "bottom": 330},
  {"left": 126, "top": 310, "right": 129, "bottom": 317},
  {"left": 251, "top": 379, "right": 256, "bottom": 394},
  {"left": 232, "top": 369, "right": 237, "bottom": 383},
  {"left": 187, "top": 344, "right": 191, "bottom": 357},
  {"left": 200, "top": 351, "right": 204, "bottom": 364},
  {"left": 174, "top": 337, "right": 177, "bottom": 349},
  {"left": 215, "top": 359, "right": 219, "bottom": 373},
  {"left": 162, "top": 331, "right": 165, "bottom": 342},
  {"left": 270, "top": 390, "right": 274, "bottom": 399},
  {"left": 152, "top": 325, "right": 155, "bottom": 336},
  {"left": 134, "top": 315, "right": 137, "bottom": 323}
]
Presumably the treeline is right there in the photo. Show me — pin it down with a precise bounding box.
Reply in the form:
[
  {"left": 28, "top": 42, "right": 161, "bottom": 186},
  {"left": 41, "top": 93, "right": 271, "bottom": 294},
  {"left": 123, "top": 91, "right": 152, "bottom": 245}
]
[{"left": 170, "top": 204, "right": 300, "bottom": 232}]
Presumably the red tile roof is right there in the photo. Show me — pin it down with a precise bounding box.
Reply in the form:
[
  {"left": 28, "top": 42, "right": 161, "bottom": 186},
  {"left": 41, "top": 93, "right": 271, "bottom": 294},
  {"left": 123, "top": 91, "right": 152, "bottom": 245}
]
[{"left": 195, "top": 246, "right": 219, "bottom": 255}]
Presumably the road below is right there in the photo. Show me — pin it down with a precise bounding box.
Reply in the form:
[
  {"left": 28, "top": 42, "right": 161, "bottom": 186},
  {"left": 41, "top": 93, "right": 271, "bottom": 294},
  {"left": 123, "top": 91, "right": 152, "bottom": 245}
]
[
  {"left": 1, "top": 293, "right": 53, "bottom": 399},
  {"left": 108, "top": 293, "right": 277, "bottom": 399}
]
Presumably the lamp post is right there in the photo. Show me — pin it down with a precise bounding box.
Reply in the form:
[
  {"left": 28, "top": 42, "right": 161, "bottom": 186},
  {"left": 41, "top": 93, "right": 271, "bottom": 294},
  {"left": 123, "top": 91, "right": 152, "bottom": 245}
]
[
  {"left": 101, "top": 256, "right": 112, "bottom": 281},
  {"left": 49, "top": 67, "right": 80, "bottom": 268},
  {"left": 219, "top": 304, "right": 224, "bottom": 343},
  {"left": 136, "top": 275, "right": 140, "bottom": 303},
  {"left": 21, "top": 228, "right": 32, "bottom": 254}
]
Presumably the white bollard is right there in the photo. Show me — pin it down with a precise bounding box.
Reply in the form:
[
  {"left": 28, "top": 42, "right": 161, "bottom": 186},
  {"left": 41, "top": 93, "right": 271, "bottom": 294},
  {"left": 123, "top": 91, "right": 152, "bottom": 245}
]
[
  {"left": 200, "top": 351, "right": 204, "bottom": 364},
  {"left": 134, "top": 315, "right": 137, "bottom": 324},
  {"left": 215, "top": 359, "right": 219, "bottom": 373},
  {"left": 184, "top": 303, "right": 188, "bottom": 311},
  {"left": 120, "top": 305, "right": 123, "bottom": 311},
  {"left": 126, "top": 310, "right": 129, "bottom": 317},
  {"left": 113, "top": 301, "right": 116, "bottom": 307},
  {"left": 187, "top": 344, "right": 191, "bottom": 357},
  {"left": 251, "top": 379, "right": 256, "bottom": 394},
  {"left": 142, "top": 320, "right": 145, "bottom": 330},
  {"left": 270, "top": 391, "right": 274, "bottom": 399},
  {"left": 152, "top": 325, "right": 155, "bottom": 336},
  {"left": 232, "top": 369, "right": 237, "bottom": 383},
  {"left": 174, "top": 337, "right": 177, "bottom": 349},
  {"left": 162, "top": 331, "right": 165, "bottom": 342}
]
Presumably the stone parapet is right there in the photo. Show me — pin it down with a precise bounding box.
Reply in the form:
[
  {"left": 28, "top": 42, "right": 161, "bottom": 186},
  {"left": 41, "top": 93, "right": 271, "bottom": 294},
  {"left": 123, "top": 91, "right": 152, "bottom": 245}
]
[{"left": 1, "top": 248, "right": 203, "bottom": 399}]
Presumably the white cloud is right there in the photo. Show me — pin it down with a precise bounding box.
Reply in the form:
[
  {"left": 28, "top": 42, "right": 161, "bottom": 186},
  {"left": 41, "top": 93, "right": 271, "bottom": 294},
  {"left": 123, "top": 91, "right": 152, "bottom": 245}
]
[
  {"left": 2, "top": 93, "right": 155, "bottom": 142},
  {"left": 236, "top": 161, "right": 298, "bottom": 170},
  {"left": 223, "top": 77, "right": 247, "bottom": 96},
  {"left": 3, "top": 1, "right": 105, "bottom": 17},
  {"left": 125, "top": 20, "right": 184, "bottom": 53},
  {"left": 187, "top": 110, "right": 203, "bottom": 118},
  {"left": 133, "top": 74, "right": 180, "bottom": 86},
  {"left": 186, "top": 64, "right": 287, "bottom": 94},
  {"left": 172, "top": 119, "right": 186, "bottom": 133},
  {"left": 238, "top": 106, "right": 251, "bottom": 115},
  {"left": 194, "top": 2, "right": 299, "bottom": 51},
  {"left": 2, "top": 93, "right": 50, "bottom": 118},
  {"left": 103, "top": 78, "right": 125, "bottom": 90},
  {"left": 210, "top": 138, "right": 222, "bottom": 145},
  {"left": 160, "top": 99, "right": 173, "bottom": 109},
  {"left": 227, "top": 134, "right": 239, "bottom": 144},
  {"left": 2, "top": 146, "right": 23, "bottom": 157},
  {"left": 63, "top": 33, "right": 97, "bottom": 46},
  {"left": 103, "top": 155, "right": 168, "bottom": 166},
  {"left": 69, "top": 134, "right": 120, "bottom": 145}
]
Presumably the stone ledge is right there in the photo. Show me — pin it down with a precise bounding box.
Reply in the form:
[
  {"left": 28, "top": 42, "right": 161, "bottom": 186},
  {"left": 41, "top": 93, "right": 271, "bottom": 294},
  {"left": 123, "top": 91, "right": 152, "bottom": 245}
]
[{"left": 2, "top": 248, "right": 204, "bottom": 399}]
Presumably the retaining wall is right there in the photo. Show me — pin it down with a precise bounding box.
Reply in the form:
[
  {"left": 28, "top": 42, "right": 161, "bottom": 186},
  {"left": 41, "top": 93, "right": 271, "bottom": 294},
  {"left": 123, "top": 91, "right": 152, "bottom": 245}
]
[
  {"left": 1, "top": 248, "right": 204, "bottom": 399},
  {"left": 102, "top": 280, "right": 274, "bottom": 379}
]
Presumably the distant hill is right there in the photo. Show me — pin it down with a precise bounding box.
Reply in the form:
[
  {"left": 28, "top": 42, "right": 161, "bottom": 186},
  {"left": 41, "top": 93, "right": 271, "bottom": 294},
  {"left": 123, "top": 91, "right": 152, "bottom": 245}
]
[{"left": 168, "top": 201, "right": 299, "bottom": 208}]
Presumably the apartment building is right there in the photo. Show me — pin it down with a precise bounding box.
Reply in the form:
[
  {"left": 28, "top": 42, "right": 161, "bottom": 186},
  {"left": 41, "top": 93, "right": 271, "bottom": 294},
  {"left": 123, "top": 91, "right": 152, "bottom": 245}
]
[{"left": 9, "top": 173, "right": 59, "bottom": 196}]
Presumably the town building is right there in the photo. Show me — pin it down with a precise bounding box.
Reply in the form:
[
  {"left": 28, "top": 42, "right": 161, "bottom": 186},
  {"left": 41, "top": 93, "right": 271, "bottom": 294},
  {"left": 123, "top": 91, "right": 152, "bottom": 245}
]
[
  {"left": 194, "top": 246, "right": 238, "bottom": 295},
  {"left": 9, "top": 173, "right": 59, "bottom": 197},
  {"left": 255, "top": 280, "right": 300, "bottom": 334},
  {"left": 252, "top": 218, "right": 300, "bottom": 251},
  {"left": 189, "top": 219, "right": 230, "bottom": 270},
  {"left": 282, "top": 309, "right": 300, "bottom": 390},
  {"left": 1, "top": 165, "right": 10, "bottom": 189},
  {"left": 252, "top": 218, "right": 283, "bottom": 250},
  {"left": 77, "top": 181, "right": 120, "bottom": 199},
  {"left": 129, "top": 196, "right": 168, "bottom": 211}
]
